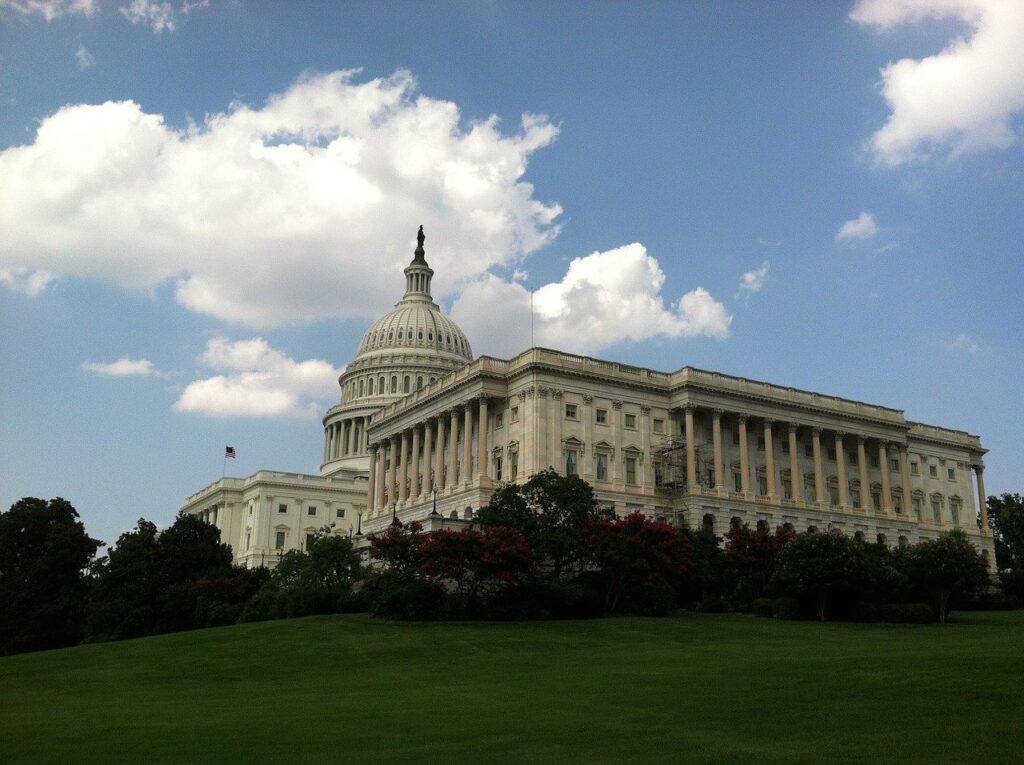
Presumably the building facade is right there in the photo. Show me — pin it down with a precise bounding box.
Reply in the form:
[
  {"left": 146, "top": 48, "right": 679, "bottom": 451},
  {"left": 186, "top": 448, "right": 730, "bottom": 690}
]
[{"left": 184, "top": 228, "right": 994, "bottom": 567}]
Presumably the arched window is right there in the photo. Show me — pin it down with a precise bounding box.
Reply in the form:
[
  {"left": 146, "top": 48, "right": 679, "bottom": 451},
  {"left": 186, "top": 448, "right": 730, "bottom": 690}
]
[
  {"left": 416, "top": 376, "right": 423, "bottom": 390},
  {"left": 391, "top": 375, "right": 398, "bottom": 393},
  {"left": 379, "top": 376, "right": 385, "bottom": 392},
  {"left": 898, "top": 535, "right": 909, "bottom": 549},
  {"left": 428, "top": 331, "right": 433, "bottom": 341},
  {"left": 418, "top": 330, "right": 423, "bottom": 340},
  {"left": 449, "top": 510, "right": 458, "bottom": 519},
  {"left": 398, "top": 328, "right": 403, "bottom": 340},
  {"left": 807, "top": 525, "right": 819, "bottom": 534},
  {"left": 730, "top": 516, "right": 741, "bottom": 530},
  {"left": 358, "top": 378, "right": 364, "bottom": 396},
  {"left": 702, "top": 513, "right": 715, "bottom": 533},
  {"left": 446, "top": 333, "right": 451, "bottom": 345},
  {"left": 464, "top": 507, "right": 473, "bottom": 519},
  {"left": 756, "top": 519, "right": 768, "bottom": 533},
  {"left": 854, "top": 530, "right": 865, "bottom": 542},
  {"left": 877, "top": 533, "right": 887, "bottom": 546},
  {"left": 367, "top": 378, "right": 374, "bottom": 395},
  {"left": 403, "top": 376, "right": 410, "bottom": 393}
]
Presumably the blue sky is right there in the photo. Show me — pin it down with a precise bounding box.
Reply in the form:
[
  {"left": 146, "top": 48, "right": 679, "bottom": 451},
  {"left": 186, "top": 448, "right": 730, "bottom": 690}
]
[{"left": 1, "top": 0, "right": 1022, "bottom": 548}]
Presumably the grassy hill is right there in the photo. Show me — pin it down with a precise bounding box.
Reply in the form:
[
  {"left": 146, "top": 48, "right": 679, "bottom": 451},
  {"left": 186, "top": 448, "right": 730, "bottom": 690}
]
[{"left": 2, "top": 610, "right": 1023, "bottom": 764}]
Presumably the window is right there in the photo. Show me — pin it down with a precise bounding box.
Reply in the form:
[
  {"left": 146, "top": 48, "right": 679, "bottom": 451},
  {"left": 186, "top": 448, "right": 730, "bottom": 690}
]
[
  {"left": 911, "top": 461, "right": 919, "bottom": 475},
  {"left": 781, "top": 440, "right": 789, "bottom": 454},
  {"left": 707, "top": 469, "right": 716, "bottom": 489},
  {"left": 391, "top": 375, "right": 398, "bottom": 393},
  {"left": 931, "top": 498, "right": 942, "bottom": 524},
  {"left": 404, "top": 376, "right": 410, "bottom": 393},
  {"left": 654, "top": 462, "right": 664, "bottom": 486},
  {"left": 307, "top": 506, "right": 317, "bottom": 516},
  {"left": 565, "top": 450, "right": 578, "bottom": 477},
  {"left": 827, "top": 447, "right": 837, "bottom": 461},
  {"left": 758, "top": 475, "right": 769, "bottom": 496},
  {"left": 653, "top": 419, "right": 664, "bottom": 434},
  {"left": 625, "top": 414, "right": 637, "bottom": 429},
  {"left": 782, "top": 474, "right": 792, "bottom": 499},
  {"left": 275, "top": 531, "right": 286, "bottom": 550},
  {"left": 511, "top": 406, "right": 520, "bottom": 422},
  {"left": 893, "top": 494, "right": 903, "bottom": 514},
  {"left": 625, "top": 457, "right": 637, "bottom": 485},
  {"left": 733, "top": 431, "right": 740, "bottom": 446},
  {"left": 804, "top": 444, "right": 813, "bottom": 458},
  {"left": 595, "top": 409, "right": 608, "bottom": 424},
  {"left": 757, "top": 436, "right": 766, "bottom": 451},
  {"left": 947, "top": 468, "right": 956, "bottom": 481},
  {"left": 734, "top": 472, "right": 743, "bottom": 493},
  {"left": 829, "top": 485, "right": 839, "bottom": 506},
  {"left": 871, "top": 491, "right": 881, "bottom": 510},
  {"left": 912, "top": 497, "right": 923, "bottom": 518},
  {"left": 495, "top": 456, "right": 503, "bottom": 481},
  {"left": 278, "top": 503, "right": 288, "bottom": 514},
  {"left": 870, "top": 455, "right": 879, "bottom": 468},
  {"left": 368, "top": 378, "right": 374, "bottom": 395},
  {"left": 565, "top": 403, "right": 578, "bottom": 420},
  {"left": 950, "top": 498, "right": 961, "bottom": 527},
  {"left": 929, "top": 464, "right": 938, "bottom": 478},
  {"left": 417, "top": 376, "right": 423, "bottom": 390},
  {"left": 336, "top": 508, "right": 345, "bottom": 519},
  {"left": 891, "top": 459, "right": 900, "bottom": 472},
  {"left": 848, "top": 452, "right": 857, "bottom": 465},
  {"left": 509, "top": 451, "right": 519, "bottom": 480},
  {"left": 305, "top": 533, "right": 315, "bottom": 550},
  {"left": 495, "top": 412, "right": 504, "bottom": 429},
  {"left": 596, "top": 453, "right": 608, "bottom": 481},
  {"left": 851, "top": 486, "right": 861, "bottom": 508}
]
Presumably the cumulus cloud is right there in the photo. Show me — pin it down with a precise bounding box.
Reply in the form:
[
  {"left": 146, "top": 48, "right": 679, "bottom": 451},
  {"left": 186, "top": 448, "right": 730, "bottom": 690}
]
[
  {"left": 75, "top": 44, "right": 95, "bottom": 69},
  {"left": 82, "top": 357, "right": 158, "bottom": 376},
  {"left": 851, "top": 0, "right": 1024, "bottom": 165},
  {"left": 736, "top": 261, "right": 770, "bottom": 298},
  {"left": 173, "top": 337, "right": 343, "bottom": 420},
  {"left": 119, "top": 0, "right": 175, "bottom": 33},
  {"left": 451, "top": 243, "right": 731, "bottom": 358},
  {"left": 0, "top": 70, "right": 561, "bottom": 328},
  {"left": 943, "top": 332, "right": 983, "bottom": 354},
  {"left": 0, "top": 267, "right": 55, "bottom": 295},
  {"left": 836, "top": 212, "right": 879, "bottom": 241},
  {"left": 0, "top": 0, "right": 97, "bottom": 20}
]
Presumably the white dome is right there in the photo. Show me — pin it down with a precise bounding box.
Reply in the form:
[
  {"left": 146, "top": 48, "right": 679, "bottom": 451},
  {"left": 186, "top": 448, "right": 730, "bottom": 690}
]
[{"left": 355, "top": 302, "right": 472, "bottom": 364}]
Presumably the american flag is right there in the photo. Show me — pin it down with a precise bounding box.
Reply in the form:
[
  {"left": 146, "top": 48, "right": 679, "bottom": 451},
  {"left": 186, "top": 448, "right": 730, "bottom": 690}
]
[{"left": 225, "top": 446, "right": 236, "bottom": 459}]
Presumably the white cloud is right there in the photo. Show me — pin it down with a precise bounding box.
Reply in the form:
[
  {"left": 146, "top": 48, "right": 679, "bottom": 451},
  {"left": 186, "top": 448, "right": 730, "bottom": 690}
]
[
  {"left": 0, "top": 0, "right": 97, "bottom": 21},
  {"left": 836, "top": 212, "right": 879, "bottom": 241},
  {"left": 0, "top": 70, "right": 561, "bottom": 328},
  {"left": 943, "top": 332, "right": 983, "bottom": 354},
  {"left": 851, "top": 0, "right": 1024, "bottom": 165},
  {"left": 0, "top": 267, "right": 55, "bottom": 295},
  {"left": 82, "top": 357, "right": 158, "bottom": 376},
  {"left": 737, "top": 261, "right": 770, "bottom": 297},
  {"left": 173, "top": 337, "right": 343, "bottom": 420},
  {"left": 75, "top": 44, "right": 95, "bottom": 70},
  {"left": 451, "top": 243, "right": 731, "bottom": 358},
  {"left": 119, "top": 0, "right": 175, "bottom": 33}
]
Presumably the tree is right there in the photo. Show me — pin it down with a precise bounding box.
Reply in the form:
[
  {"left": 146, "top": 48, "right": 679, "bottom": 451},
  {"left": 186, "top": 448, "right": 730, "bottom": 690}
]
[
  {"left": 417, "top": 526, "right": 533, "bottom": 606},
  {"left": 368, "top": 521, "right": 426, "bottom": 572},
  {"left": 724, "top": 523, "right": 796, "bottom": 600},
  {"left": 586, "top": 513, "right": 694, "bottom": 616},
  {"left": 0, "top": 497, "right": 102, "bottom": 655},
  {"left": 476, "top": 468, "right": 613, "bottom": 580},
  {"left": 908, "top": 530, "right": 989, "bottom": 623},
  {"left": 773, "top": 532, "right": 870, "bottom": 621},
  {"left": 987, "top": 493, "right": 1024, "bottom": 571}
]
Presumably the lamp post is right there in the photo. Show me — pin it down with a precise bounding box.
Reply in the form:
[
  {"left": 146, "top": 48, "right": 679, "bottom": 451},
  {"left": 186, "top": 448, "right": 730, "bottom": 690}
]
[
  {"left": 430, "top": 486, "right": 439, "bottom": 516},
  {"left": 390, "top": 502, "right": 402, "bottom": 527},
  {"left": 354, "top": 510, "right": 363, "bottom": 537}
]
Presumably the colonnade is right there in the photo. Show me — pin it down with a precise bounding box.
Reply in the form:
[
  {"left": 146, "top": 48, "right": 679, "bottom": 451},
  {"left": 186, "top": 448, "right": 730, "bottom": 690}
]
[
  {"left": 367, "top": 398, "right": 491, "bottom": 514},
  {"left": 323, "top": 416, "right": 371, "bottom": 462}
]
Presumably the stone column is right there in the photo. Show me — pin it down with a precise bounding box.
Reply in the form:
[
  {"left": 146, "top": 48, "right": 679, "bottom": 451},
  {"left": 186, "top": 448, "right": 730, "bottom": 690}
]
[
  {"left": 788, "top": 424, "right": 799, "bottom": 501},
  {"left": 835, "top": 432, "right": 848, "bottom": 507},
  {"left": 436, "top": 415, "right": 447, "bottom": 491},
  {"left": 463, "top": 404, "right": 474, "bottom": 485},
  {"left": 348, "top": 419, "right": 357, "bottom": 456},
  {"left": 410, "top": 425, "right": 421, "bottom": 499},
  {"left": 611, "top": 400, "right": 623, "bottom": 483},
  {"left": 685, "top": 406, "right": 697, "bottom": 491},
  {"left": 398, "top": 430, "right": 409, "bottom": 502},
  {"left": 375, "top": 444, "right": 385, "bottom": 512},
  {"left": 975, "top": 465, "right": 988, "bottom": 534},
  {"left": 712, "top": 409, "right": 725, "bottom": 493},
  {"left": 423, "top": 420, "right": 434, "bottom": 495},
  {"left": 323, "top": 426, "right": 330, "bottom": 463},
  {"left": 367, "top": 446, "right": 377, "bottom": 512},
  {"left": 878, "top": 442, "right": 892, "bottom": 513},
  {"left": 388, "top": 436, "right": 399, "bottom": 508},
  {"left": 477, "top": 398, "right": 489, "bottom": 480},
  {"left": 812, "top": 428, "right": 825, "bottom": 504},
  {"left": 364, "top": 416, "right": 371, "bottom": 453},
  {"left": 582, "top": 395, "right": 595, "bottom": 478},
  {"left": 857, "top": 437, "right": 870, "bottom": 510},
  {"left": 333, "top": 423, "right": 341, "bottom": 460},
  {"left": 738, "top": 415, "right": 750, "bottom": 495},
  {"left": 764, "top": 419, "right": 777, "bottom": 499},
  {"left": 449, "top": 409, "right": 460, "bottom": 487},
  {"left": 897, "top": 442, "right": 913, "bottom": 514}
]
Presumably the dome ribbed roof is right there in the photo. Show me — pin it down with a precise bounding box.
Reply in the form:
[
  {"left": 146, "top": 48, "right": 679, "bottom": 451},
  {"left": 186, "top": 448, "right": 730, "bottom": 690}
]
[{"left": 356, "top": 303, "right": 473, "bottom": 362}]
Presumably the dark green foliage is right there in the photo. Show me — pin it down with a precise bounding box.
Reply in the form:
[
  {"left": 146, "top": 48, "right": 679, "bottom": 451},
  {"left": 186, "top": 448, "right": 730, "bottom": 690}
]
[
  {"left": 879, "top": 603, "right": 935, "bottom": 624},
  {"left": 773, "top": 532, "right": 872, "bottom": 621},
  {"left": 771, "top": 596, "right": 804, "bottom": 620},
  {"left": 846, "top": 601, "right": 879, "bottom": 623},
  {"left": 364, "top": 571, "right": 447, "bottom": 620},
  {"left": 0, "top": 497, "right": 102, "bottom": 655},
  {"left": 483, "top": 579, "right": 602, "bottom": 620},
  {"left": 723, "top": 522, "right": 796, "bottom": 601},
  {"left": 998, "top": 567, "right": 1024, "bottom": 601},
  {"left": 907, "top": 530, "right": 989, "bottom": 623},
  {"left": 679, "top": 525, "right": 731, "bottom": 607},
  {"left": 750, "top": 598, "right": 773, "bottom": 617},
  {"left": 987, "top": 493, "right": 1024, "bottom": 571}
]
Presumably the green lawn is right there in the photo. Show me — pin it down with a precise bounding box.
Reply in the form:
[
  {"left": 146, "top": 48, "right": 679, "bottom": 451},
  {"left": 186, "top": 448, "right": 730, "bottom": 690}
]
[{"left": 2, "top": 611, "right": 1022, "bottom": 764}]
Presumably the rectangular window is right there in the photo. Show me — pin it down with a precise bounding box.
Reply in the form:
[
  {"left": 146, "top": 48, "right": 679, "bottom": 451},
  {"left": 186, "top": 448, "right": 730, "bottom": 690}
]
[
  {"left": 781, "top": 440, "right": 789, "bottom": 454},
  {"left": 625, "top": 458, "right": 637, "bottom": 485},
  {"left": 707, "top": 469, "right": 716, "bottom": 489},
  {"left": 911, "top": 462, "right": 919, "bottom": 475},
  {"left": 872, "top": 492, "right": 881, "bottom": 510},
  {"left": 734, "top": 473, "right": 743, "bottom": 493},
  {"left": 851, "top": 488, "right": 861, "bottom": 508},
  {"left": 654, "top": 462, "right": 664, "bottom": 486},
  {"left": 278, "top": 503, "right": 288, "bottom": 514},
  {"left": 870, "top": 455, "right": 879, "bottom": 468},
  {"left": 625, "top": 414, "right": 637, "bottom": 429},
  {"left": 653, "top": 418, "right": 664, "bottom": 434},
  {"left": 929, "top": 465, "right": 938, "bottom": 478},
  {"left": 894, "top": 495, "right": 903, "bottom": 514},
  {"left": 307, "top": 506, "right": 317, "bottom": 516},
  {"left": 849, "top": 452, "right": 857, "bottom": 465},
  {"left": 804, "top": 444, "right": 813, "bottom": 458},
  {"left": 495, "top": 456, "right": 503, "bottom": 481},
  {"left": 782, "top": 479, "right": 792, "bottom": 499},
  {"left": 275, "top": 531, "right": 286, "bottom": 549},
  {"left": 912, "top": 498, "right": 922, "bottom": 518},
  {"left": 827, "top": 447, "right": 837, "bottom": 461},
  {"left": 565, "top": 403, "right": 578, "bottom": 420},
  {"left": 509, "top": 452, "right": 518, "bottom": 480},
  {"left": 758, "top": 475, "right": 768, "bottom": 495},
  {"left": 947, "top": 468, "right": 956, "bottom": 481},
  {"left": 305, "top": 533, "right": 316, "bottom": 550},
  {"left": 336, "top": 508, "right": 345, "bottom": 518},
  {"left": 931, "top": 499, "right": 941, "bottom": 524},
  {"left": 511, "top": 406, "right": 519, "bottom": 422},
  {"left": 565, "top": 450, "right": 578, "bottom": 477},
  {"left": 733, "top": 431, "right": 740, "bottom": 446},
  {"left": 596, "top": 453, "right": 608, "bottom": 481},
  {"left": 595, "top": 408, "right": 607, "bottom": 424},
  {"left": 950, "top": 499, "right": 961, "bottom": 527},
  {"left": 829, "top": 486, "right": 840, "bottom": 506},
  {"left": 891, "top": 459, "right": 900, "bottom": 472},
  {"left": 757, "top": 436, "right": 766, "bottom": 451},
  {"left": 495, "top": 412, "right": 504, "bottom": 429}
]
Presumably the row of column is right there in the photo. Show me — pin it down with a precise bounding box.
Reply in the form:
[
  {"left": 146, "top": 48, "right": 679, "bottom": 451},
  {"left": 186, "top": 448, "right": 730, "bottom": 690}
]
[
  {"left": 367, "top": 398, "right": 491, "bottom": 513},
  {"left": 683, "top": 406, "right": 966, "bottom": 519},
  {"left": 323, "top": 416, "right": 371, "bottom": 462}
]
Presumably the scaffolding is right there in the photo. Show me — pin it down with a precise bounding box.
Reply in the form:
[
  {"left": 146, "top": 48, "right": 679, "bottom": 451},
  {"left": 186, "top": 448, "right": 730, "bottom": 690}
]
[{"left": 652, "top": 435, "right": 714, "bottom": 497}]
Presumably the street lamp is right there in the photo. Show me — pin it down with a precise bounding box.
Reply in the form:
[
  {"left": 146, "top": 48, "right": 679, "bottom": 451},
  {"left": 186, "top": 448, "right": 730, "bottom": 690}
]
[
  {"left": 390, "top": 502, "right": 402, "bottom": 527},
  {"left": 429, "top": 485, "right": 439, "bottom": 516}
]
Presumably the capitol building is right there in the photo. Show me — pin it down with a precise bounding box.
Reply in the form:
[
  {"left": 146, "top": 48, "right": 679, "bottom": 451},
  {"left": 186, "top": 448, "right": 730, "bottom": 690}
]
[{"left": 182, "top": 228, "right": 994, "bottom": 567}]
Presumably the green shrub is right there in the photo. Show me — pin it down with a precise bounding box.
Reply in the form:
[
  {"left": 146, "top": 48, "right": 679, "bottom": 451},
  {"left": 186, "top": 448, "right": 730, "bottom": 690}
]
[
  {"left": 365, "top": 572, "right": 447, "bottom": 621},
  {"left": 750, "top": 598, "right": 773, "bottom": 618},
  {"left": 847, "top": 601, "right": 879, "bottom": 623},
  {"left": 771, "top": 596, "right": 803, "bottom": 620},
  {"left": 485, "top": 580, "right": 601, "bottom": 620},
  {"left": 879, "top": 603, "right": 934, "bottom": 623}
]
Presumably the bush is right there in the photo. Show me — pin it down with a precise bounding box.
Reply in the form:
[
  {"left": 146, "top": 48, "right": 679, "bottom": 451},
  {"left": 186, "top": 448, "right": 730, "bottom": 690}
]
[
  {"left": 846, "top": 600, "right": 879, "bottom": 623},
  {"left": 365, "top": 572, "right": 447, "bottom": 621},
  {"left": 484, "top": 579, "right": 601, "bottom": 620},
  {"left": 879, "top": 603, "right": 934, "bottom": 624},
  {"left": 998, "top": 568, "right": 1024, "bottom": 603},
  {"left": 750, "top": 598, "right": 773, "bottom": 618},
  {"left": 771, "top": 596, "right": 803, "bottom": 620}
]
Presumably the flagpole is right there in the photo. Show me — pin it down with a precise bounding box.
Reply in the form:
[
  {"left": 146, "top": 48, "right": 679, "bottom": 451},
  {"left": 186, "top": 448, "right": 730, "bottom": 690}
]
[
  {"left": 222, "top": 453, "right": 227, "bottom": 479},
  {"left": 530, "top": 289, "right": 535, "bottom": 348}
]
